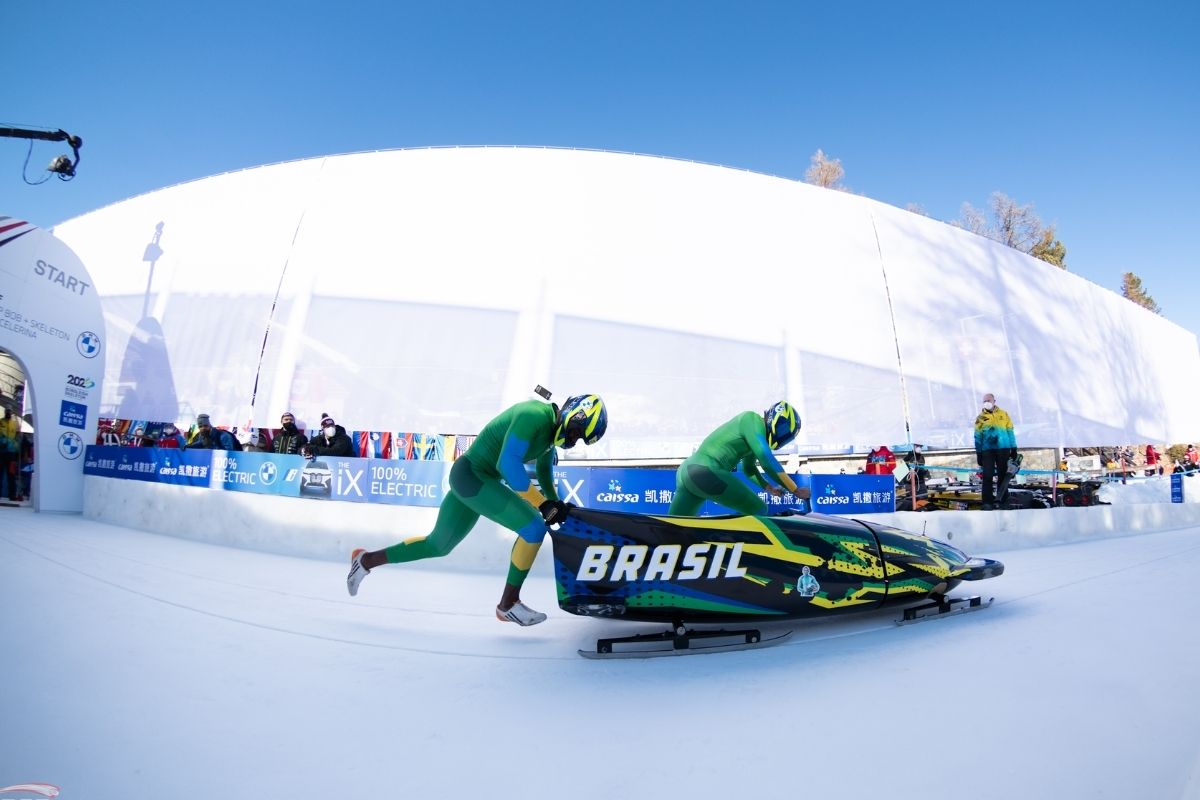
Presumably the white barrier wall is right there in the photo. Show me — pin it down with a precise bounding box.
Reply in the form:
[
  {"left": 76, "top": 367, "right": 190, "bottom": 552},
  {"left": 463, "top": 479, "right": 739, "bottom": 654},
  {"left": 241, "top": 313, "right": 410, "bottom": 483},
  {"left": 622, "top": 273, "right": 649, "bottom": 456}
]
[
  {"left": 85, "top": 474, "right": 1200, "bottom": 573},
  {"left": 53, "top": 148, "right": 1200, "bottom": 454}
]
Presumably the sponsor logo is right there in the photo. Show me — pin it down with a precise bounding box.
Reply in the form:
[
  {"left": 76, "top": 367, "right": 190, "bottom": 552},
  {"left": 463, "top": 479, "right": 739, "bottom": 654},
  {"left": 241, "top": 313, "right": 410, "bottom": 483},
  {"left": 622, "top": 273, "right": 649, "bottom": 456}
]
[
  {"left": 596, "top": 491, "right": 639, "bottom": 503},
  {"left": 284, "top": 468, "right": 300, "bottom": 482},
  {"left": 596, "top": 477, "right": 639, "bottom": 504},
  {"left": 76, "top": 331, "right": 101, "bottom": 358},
  {"left": 259, "top": 461, "right": 278, "bottom": 485},
  {"left": 576, "top": 542, "right": 747, "bottom": 582},
  {"left": 58, "top": 431, "right": 83, "bottom": 460},
  {"left": 35, "top": 258, "right": 91, "bottom": 295},
  {"left": 65, "top": 373, "right": 95, "bottom": 401},
  {"left": 58, "top": 400, "right": 87, "bottom": 430},
  {"left": 816, "top": 485, "right": 849, "bottom": 506}
]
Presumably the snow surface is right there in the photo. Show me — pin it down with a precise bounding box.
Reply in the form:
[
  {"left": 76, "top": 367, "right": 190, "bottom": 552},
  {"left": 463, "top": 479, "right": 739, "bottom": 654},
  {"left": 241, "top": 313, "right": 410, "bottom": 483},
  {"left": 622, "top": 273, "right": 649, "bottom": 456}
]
[{"left": 3, "top": 506, "right": 1200, "bottom": 800}]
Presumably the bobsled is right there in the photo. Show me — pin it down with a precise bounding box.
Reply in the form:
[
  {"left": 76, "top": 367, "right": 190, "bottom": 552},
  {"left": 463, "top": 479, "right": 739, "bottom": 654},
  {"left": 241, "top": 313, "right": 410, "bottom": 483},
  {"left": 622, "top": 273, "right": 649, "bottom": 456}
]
[{"left": 548, "top": 507, "right": 1003, "bottom": 658}]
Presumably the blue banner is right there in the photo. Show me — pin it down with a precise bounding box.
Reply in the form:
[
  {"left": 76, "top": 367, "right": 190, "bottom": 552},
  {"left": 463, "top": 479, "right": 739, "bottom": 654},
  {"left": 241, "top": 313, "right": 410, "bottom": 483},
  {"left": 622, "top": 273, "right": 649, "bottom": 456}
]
[
  {"left": 84, "top": 446, "right": 213, "bottom": 487},
  {"left": 327, "top": 457, "right": 449, "bottom": 506},
  {"left": 1171, "top": 473, "right": 1184, "bottom": 503},
  {"left": 83, "top": 447, "right": 895, "bottom": 514},
  {"left": 549, "top": 467, "right": 890, "bottom": 515},
  {"left": 212, "top": 451, "right": 305, "bottom": 496},
  {"left": 154, "top": 449, "right": 217, "bottom": 487},
  {"left": 809, "top": 474, "right": 895, "bottom": 514}
]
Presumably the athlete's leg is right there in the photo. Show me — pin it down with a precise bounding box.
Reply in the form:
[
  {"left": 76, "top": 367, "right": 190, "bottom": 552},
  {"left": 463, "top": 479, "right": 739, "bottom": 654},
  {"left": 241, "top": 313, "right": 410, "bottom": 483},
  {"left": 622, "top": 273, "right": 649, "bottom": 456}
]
[
  {"left": 679, "top": 462, "right": 769, "bottom": 516},
  {"left": 381, "top": 493, "right": 479, "bottom": 563},
  {"left": 668, "top": 461, "right": 707, "bottom": 515},
  {"left": 455, "top": 472, "right": 546, "bottom": 609}
]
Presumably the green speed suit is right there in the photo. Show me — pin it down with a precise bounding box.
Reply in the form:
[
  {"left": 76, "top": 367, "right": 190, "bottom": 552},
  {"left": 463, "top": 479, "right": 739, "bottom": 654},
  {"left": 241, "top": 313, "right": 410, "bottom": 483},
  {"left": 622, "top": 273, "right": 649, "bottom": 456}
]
[
  {"left": 383, "top": 400, "right": 560, "bottom": 590},
  {"left": 668, "top": 411, "right": 798, "bottom": 516}
]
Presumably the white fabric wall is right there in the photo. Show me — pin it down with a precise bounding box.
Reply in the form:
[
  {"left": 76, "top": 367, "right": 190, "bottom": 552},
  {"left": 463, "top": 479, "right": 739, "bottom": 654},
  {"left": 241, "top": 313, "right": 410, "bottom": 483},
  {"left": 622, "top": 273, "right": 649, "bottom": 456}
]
[{"left": 53, "top": 147, "right": 1200, "bottom": 452}]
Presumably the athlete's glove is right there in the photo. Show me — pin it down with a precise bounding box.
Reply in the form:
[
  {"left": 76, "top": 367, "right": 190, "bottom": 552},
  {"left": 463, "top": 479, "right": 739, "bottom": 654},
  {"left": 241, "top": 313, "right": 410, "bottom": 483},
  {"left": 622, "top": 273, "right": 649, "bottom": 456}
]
[
  {"left": 539, "top": 500, "right": 574, "bottom": 525},
  {"left": 775, "top": 499, "right": 811, "bottom": 516}
]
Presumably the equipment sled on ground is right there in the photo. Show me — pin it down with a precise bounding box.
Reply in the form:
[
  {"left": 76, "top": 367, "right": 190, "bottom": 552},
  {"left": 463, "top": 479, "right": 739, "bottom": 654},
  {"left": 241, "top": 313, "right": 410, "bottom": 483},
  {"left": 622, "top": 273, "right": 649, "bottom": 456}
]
[{"left": 548, "top": 507, "right": 1003, "bottom": 658}]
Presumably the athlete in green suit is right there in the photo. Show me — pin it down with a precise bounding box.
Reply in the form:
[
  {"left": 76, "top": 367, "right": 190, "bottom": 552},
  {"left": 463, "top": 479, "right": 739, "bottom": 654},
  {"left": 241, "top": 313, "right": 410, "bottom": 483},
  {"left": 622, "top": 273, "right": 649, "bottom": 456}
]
[
  {"left": 346, "top": 395, "right": 607, "bottom": 626},
  {"left": 668, "top": 401, "right": 810, "bottom": 516}
]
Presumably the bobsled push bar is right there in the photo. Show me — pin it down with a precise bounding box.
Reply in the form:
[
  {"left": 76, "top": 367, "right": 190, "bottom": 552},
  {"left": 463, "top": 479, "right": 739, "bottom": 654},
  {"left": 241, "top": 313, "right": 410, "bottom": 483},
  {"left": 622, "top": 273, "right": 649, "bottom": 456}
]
[
  {"left": 578, "top": 619, "right": 793, "bottom": 659},
  {"left": 896, "top": 594, "right": 993, "bottom": 626}
]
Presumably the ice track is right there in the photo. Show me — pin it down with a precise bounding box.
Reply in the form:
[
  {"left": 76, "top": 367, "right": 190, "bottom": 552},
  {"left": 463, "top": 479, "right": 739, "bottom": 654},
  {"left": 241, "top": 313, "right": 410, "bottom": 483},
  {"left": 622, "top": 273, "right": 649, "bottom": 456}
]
[{"left": 2, "top": 510, "right": 1199, "bottom": 800}]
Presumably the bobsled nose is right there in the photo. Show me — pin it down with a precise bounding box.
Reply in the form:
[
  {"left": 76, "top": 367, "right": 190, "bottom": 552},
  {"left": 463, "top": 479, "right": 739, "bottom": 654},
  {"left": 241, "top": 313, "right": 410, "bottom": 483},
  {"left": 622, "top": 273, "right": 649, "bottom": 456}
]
[{"left": 960, "top": 557, "right": 1004, "bottom": 581}]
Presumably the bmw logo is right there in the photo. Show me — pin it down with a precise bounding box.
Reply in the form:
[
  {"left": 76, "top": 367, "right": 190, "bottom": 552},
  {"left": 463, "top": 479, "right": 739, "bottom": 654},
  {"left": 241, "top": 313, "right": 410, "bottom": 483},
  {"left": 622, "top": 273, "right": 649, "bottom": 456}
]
[
  {"left": 77, "top": 331, "right": 102, "bottom": 358},
  {"left": 259, "top": 461, "right": 278, "bottom": 486},
  {"left": 59, "top": 431, "right": 84, "bottom": 460}
]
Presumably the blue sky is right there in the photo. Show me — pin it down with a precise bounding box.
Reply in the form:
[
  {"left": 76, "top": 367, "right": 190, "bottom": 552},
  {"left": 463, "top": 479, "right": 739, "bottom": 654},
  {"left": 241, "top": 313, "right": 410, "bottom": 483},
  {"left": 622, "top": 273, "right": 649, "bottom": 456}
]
[{"left": 5, "top": 0, "right": 1198, "bottom": 336}]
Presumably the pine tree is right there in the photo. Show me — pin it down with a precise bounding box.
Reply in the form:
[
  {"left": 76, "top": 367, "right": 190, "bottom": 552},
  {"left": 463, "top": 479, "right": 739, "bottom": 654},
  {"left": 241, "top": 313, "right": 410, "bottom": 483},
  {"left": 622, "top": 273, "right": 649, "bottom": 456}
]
[
  {"left": 1121, "top": 272, "right": 1161, "bottom": 314},
  {"left": 955, "top": 192, "right": 1068, "bottom": 270}
]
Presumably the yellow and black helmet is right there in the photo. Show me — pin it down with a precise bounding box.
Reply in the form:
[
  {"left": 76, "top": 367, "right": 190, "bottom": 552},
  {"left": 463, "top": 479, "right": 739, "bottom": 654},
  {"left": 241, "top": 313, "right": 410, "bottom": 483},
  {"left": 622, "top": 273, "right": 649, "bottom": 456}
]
[
  {"left": 764, "top": 401, "right": 800, "bottom": 449},
  {"left": 555, "top": 395, "right": 607, "bottom": 449}
]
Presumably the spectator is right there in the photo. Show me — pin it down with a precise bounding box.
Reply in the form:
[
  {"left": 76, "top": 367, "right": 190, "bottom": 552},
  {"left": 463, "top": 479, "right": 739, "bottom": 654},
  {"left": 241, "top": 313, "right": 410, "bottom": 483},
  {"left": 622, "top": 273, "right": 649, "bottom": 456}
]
[
  {"left": 864, "top": 445, "right": 897, "bottom": 475},
  {"left": 1189, "top": 444, "right": 1199, "bottom": 467},
  {"left": 273, "top": 411, "right": 306, "bottom": 455},
  {"left": 1144, "top": 444, "right": 1162, "bottom": 477},
  {"left": 304, "top": 414, "right": 354, "bottom": 459},
  {"left": 156, "top": 422, "right": 186, "bottom": 449},
  {"left": 97, "top": 423, "right": 122, "bottom": 447},
  {"left": 187, "top": 413, "right": 241, "bottom": 451},
  {"left": 18, "top": 422, "right": 33, "bottom": 502},
  {"left": 904, "top": 443, "right": 930, "bottom": 483},
  {"left": 130, "top": 426, "right": 156, "bottom": 448},
  {"left": 0, "top": 407, "right": 18, "bottom": 502},
  {"left": 973, "top": 393, "right": 1017, "bottom": 510}
]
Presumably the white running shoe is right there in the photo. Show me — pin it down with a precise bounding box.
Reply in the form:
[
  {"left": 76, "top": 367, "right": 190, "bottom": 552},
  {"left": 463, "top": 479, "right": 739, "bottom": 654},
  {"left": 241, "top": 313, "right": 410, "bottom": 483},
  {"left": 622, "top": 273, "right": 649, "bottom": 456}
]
[
  {"left": 496, "top": 601, "right": 547, "bottom": 626},
  {"left": 347, "top": 548, "right": 370, "bottom": 597}
]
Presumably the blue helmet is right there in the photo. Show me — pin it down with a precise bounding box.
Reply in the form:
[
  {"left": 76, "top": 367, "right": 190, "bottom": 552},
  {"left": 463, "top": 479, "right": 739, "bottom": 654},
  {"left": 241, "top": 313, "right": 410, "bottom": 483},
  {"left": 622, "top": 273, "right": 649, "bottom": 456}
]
[
  {"left": 555, "top": 395, "right": 607, "bottom": 449},
  {"left": 764, "top": 401, "right": 800, "bottom": 449}
]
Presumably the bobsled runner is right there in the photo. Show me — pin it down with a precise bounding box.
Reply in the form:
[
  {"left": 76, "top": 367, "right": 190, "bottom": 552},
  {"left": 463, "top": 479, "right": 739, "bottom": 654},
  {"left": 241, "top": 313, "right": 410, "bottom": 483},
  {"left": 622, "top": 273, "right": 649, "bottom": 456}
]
[{"left": 549, "top": 507, "right": 1003, "bottom": 659}]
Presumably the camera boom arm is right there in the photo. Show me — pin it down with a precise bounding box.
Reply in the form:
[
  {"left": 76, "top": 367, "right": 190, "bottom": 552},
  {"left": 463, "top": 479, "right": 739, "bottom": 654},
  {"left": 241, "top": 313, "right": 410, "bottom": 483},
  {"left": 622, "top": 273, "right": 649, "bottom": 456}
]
[{"left": 0, "top": 125, "right": 83, "bottom": 177}]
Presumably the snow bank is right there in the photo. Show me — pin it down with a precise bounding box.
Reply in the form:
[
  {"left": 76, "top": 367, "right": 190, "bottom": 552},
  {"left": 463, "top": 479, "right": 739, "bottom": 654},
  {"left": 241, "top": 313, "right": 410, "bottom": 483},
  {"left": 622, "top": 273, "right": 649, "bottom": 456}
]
[{"left": 1094, "top": 471, "right": 1200, "bottom": 504}]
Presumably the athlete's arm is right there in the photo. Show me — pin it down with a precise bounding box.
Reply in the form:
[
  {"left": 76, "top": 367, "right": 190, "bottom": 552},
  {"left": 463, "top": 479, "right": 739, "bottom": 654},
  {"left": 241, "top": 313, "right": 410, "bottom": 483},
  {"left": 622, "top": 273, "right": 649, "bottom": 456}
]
[
  {"left": 497, "top": 412, "right": 550, "bottom": 507},
  {"left": 741, "top": 414, "right": 801, "bottom": 495},
  {"left": 740, "top": 455, "right": 771, "bottom": 492},
  {"left": 534, "top": 450, "right": 559, "bottom": 504}
]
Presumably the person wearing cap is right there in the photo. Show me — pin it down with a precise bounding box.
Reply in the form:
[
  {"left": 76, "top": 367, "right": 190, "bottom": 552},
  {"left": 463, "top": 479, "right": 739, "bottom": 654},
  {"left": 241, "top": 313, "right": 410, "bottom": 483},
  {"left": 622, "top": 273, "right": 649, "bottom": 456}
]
[
  {"left": 304, "top": 414, "right": 354, "bottom": 459},
  {"left": 155, "top": 422, "right": 186, "bottom": 449},
  {"left": 187, "top": 414, "right": 240, "bottom": 451},
  {"left": 345, "top": 394, "right": 608, "bottom": 627},
  {"left": 273, "top": 412, "right": 306, "bottom": 455}
]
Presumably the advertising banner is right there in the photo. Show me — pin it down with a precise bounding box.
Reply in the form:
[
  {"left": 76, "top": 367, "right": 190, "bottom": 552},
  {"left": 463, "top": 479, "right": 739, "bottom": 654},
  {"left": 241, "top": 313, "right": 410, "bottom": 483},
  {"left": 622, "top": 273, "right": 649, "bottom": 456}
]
[
  {"left": 83, "top": 446, "right": 894, "bottom": 514},
  {"left": 327, "top": 458, "right": 449, "bottom": 507},
  {"left": 809, "top": 474, "right": 895, "bottom": 514},
  {"left": 84, "top": 445, "right": 213, "bottom": 487},
  {"left": 213, "top": 451, "right": 305, "bottom": 496}
]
